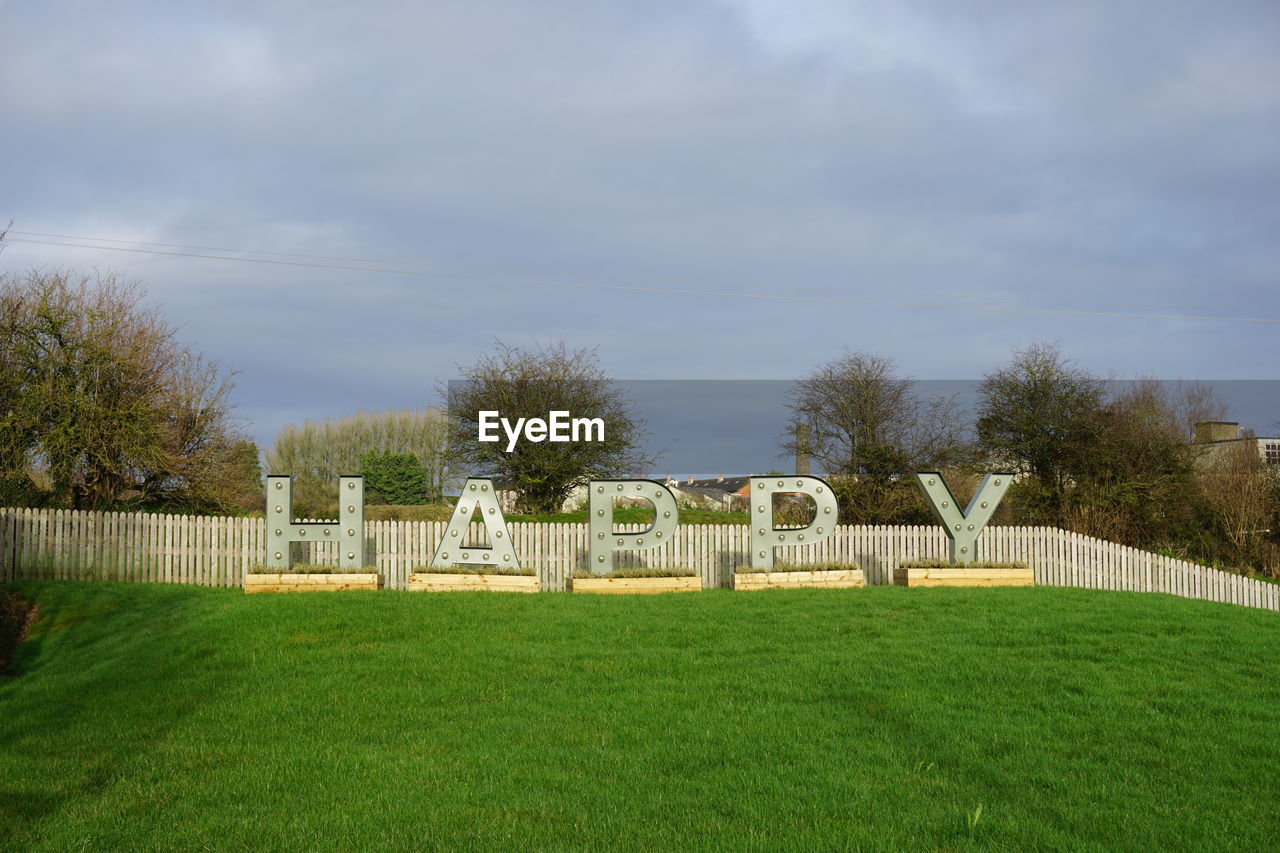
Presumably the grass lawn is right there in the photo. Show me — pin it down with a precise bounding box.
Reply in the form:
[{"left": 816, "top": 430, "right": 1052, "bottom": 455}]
[{"left": 1, "top": 582, "right": 1278, "bottom": 850}]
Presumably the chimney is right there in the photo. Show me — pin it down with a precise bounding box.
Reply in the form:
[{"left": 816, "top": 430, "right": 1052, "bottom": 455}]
[
  {"left": 795, "top": 422, "right": 812, "bottom": 476},
  {"left": 687, "top": 475, "right": 693, "bottom": 485},
  {"left": 717, "top": 473, "right": 724, "bottom": 483},
  {"left": 1195, "top": 421, "right": 1240, "bottom": 444}
]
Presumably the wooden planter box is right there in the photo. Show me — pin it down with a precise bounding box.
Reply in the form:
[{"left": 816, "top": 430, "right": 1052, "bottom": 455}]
[
  {"left": 734, "top": 568, "right": 866, "bottom": 591},
  {"left": 244, "top": 573, "right": 381, "bottom": 593},
  {"left": 893, "top": 566, "right": 1034, "bottom": 588},
  {"left": 407, "top": 573, "right": 540, "bottom": 593},
  {"left": 570, "top": 576, "right": 702, "bottom": 595}
]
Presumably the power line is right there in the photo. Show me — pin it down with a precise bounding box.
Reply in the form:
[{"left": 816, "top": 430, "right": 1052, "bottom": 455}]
[
  {"left": 6, "top": 229, "right": 1248, "bottom": 315},
  {"left": 3, "top": 229, "right": 1222, "bottom": 313},
  {"left": 6, "top": 232, "right": 1278, "bottom": 324}
]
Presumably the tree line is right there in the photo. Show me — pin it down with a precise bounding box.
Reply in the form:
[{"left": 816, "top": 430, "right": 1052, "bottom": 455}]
[
  {"left": 266, "top": 409, "right": 451, "bottom": 517},
  {"left": 2, "top": 268, "right": 1275, "bottom": 575},
  {"left": 0, "top": 270, "right": 456, "bottom": 517},
  {"left": 784, "top": 345, "right": 1280, "bottom": 575}
]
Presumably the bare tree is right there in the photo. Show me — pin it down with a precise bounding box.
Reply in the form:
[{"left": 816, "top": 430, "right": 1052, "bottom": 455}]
[
  {"left": 443, "top": 341, "right": 650, "bottom": 514},
  {"left": 1172, "top": 380, "right": 1229, "bottom": 441},
  {"left": 1058, "top": 379, "right": 1201, "bottom": 546},
  {"left": 782, "top": 351, "right": 968, "bottom": 479},
  {"left": 976, "top": 343, "right": 1105, "bottom": 509},
  {"left": 1200, "top": 440, "right": 1279, "bottom": 573},
  {"left": 138, "top": 352, "right": 252, "bottom": 510},
  {"left": 781, "top": 351, "right": 969, "bottom": 523}
]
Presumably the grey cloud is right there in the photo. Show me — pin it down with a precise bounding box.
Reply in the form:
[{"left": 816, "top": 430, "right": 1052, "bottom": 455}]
[{"left": 3, "top": 0, "right": 1277, "bottom": 455}]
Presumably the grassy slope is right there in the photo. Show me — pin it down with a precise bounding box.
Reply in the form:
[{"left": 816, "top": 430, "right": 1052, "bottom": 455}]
[{"left": 1, "top": 583, "right": 1278, "bottom": 851}]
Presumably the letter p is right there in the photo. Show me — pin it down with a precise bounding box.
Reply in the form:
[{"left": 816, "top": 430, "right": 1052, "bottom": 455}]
[
  {"left": 749, "top": 476, "right": 838, "bottom": 570},
  {"left": 588, "top": 480, "right": 679, "bottom": 573}
]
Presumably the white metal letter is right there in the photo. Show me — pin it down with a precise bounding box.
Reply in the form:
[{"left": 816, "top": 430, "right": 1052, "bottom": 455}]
[
  {"left": 914, "top": 472, "right": 1014, "bottom": 563},
  {"left": 264, "top": 475, "right": 365, "bottom": 570},
  {"left": 588, "top": 480, "right": 679, "bottom": 573},
  {"left": 430, "top": 478, "right": 520, "bottom": 570},
  {"left": 748, "top": 476, "right": 839, "bottom": 571}
]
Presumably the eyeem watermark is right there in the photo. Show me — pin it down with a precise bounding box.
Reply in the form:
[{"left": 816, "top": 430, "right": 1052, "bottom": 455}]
[{"left": 477, "top": 410, "right": 605, "bottom": 452}]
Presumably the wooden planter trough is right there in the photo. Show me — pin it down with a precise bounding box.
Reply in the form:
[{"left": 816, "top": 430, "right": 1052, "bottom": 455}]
[
  {"left": 893, "top": 566, "right": 1034, "bottom": 588},
  {"left": 407, "top": 573, "right": 540, "bottom": 593},
  {"left": 570, "top": 576, "right": 702, "bottom": 594},
  {"left": 735, "top": 568, "right": 866, "bottom": 591},
  {"left": 244, "top": 573, "right": 381, "bottom": 593}
]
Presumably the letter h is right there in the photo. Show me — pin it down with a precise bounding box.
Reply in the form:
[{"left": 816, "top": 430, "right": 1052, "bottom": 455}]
[{"left": 265, "top": 475, "right": 365, "bottom": 570}]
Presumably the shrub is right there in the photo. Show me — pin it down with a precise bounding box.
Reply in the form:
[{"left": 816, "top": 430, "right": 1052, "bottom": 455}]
[
  {"left": 359, "top": 451, "right": 430, "bottom": 505},
  {"left": 364, "top": 504, "right": 455, "bottom": 522}
]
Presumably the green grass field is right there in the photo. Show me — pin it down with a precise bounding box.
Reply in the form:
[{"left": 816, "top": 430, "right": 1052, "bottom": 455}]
[{"left": 2, "top": 582, "right": 1278, "bottom": 850}]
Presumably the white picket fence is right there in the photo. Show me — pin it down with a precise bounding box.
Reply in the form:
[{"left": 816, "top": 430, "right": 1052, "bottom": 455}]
[{"left": 1, "top": 507, "right": 1277, "bottom": 611}]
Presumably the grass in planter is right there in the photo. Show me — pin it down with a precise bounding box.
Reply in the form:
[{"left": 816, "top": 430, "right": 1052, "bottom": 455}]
[
  {"left": 899, "top": 560, "right": 1028, "bottom": 569},
  {"left": 735, "top": 561, "right": 865, "bottom": 574},
  {"left": 245, "top": 563, "right": 377, "bottom": 574},
  {"left": 412, "top": 565, "right": 536, "bottom": 577},
  {"left": 570, "top": 567, "right": 696, "bottom": 579},
  {"left": 2, "top": 581, "right": 1280, "bottom": 850}
]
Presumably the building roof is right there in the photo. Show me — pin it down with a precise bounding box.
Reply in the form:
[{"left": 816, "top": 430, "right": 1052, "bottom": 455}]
[
  {"left": 678, "top": 486, "right": 743, "bottom": 503},
  {"left": 674, "top": 476, "right": 753, "bottom": 493}
]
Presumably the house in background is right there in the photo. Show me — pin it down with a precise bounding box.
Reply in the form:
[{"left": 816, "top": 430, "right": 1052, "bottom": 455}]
[
  {"left": 1193, "top": 421, "right": 1280, "bottom": 468},
  {"left": 663, "top": 437, "right": 813, "bottom": 511},
  {"left": 488, "top": 439, "right": 814, "bottom": 514},
  {"left": 490, "top": 476, "right": 588, "bottom": 514},
  {"left": 666, "top": 474, "right": 752, "bottom": 511}
]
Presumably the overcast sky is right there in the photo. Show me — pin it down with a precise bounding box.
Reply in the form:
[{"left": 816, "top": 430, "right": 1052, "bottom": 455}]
[{"left": 3, "top": 0, "right": 1278, "bottom": 472}]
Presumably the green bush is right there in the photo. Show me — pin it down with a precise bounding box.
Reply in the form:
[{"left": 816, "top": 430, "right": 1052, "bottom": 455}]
[
  {"left": 0, "top": 473, "right": 50, "bottom": 508},
  {"left": 359, "top": 451, "right": 429, "bottom": 505}
]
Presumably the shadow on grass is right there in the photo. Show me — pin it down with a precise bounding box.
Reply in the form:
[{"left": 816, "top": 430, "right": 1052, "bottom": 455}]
[
  {"left": 0, "top": 587, "right": 37, "bottom": 676},
  {"left": 0, "top": 582, "right": 243, "bottom": 840}
]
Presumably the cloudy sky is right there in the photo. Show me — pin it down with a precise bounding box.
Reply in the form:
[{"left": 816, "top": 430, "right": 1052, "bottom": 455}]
[{"left": 3, "top": 0, "right": 1278, "bottom": 471}]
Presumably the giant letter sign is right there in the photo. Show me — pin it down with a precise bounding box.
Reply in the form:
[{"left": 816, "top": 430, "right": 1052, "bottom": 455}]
[
  {"left": 914, "top": 472, "right": 1014, "bottom": 563},
  {"left": 589, "top": 480, "right": 679, "bottom": 572},
  {"left": 749, "top": 476, "right": 839, "bottom": 571},
  {"left": 265, "top": 475, "right": 365, "bottom": 570},
  {"left": 430, "top": 478, "right": 520, "bottom": 570}
]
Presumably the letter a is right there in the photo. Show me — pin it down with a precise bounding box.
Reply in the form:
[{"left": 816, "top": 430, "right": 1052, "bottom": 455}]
[{"left": 430, "top": 478, "right": 520, "bottom": 570}]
